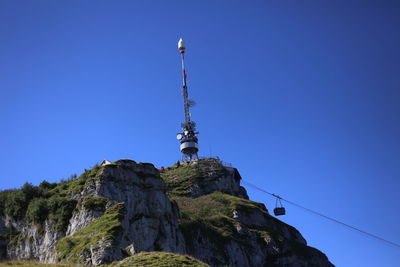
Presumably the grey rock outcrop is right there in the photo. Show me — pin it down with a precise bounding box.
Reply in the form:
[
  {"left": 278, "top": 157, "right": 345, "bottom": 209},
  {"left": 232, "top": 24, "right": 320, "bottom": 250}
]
[
  {"left": 6, "top": 218, "right": 63, "bottom": 262},
  {"left": 2, "top": 159, "right": 185, "bottom": 265},
  {"left": 90, "top": 161, "right": 185, "bottom": 261},
  {"left": 66, "top": 208, "right": 103, "bottom": 236},
  {"left": 162, "top": 158, "right": 334, "bottom": 267},
  {"left": 189, "top": 166, "right": 249, "bottom": 199},
  {"left": 186, "top": 205, "right": 332, "bottom": 267},
  {"left": 0, "top": 158, "right": 334, "bottom": 266}
]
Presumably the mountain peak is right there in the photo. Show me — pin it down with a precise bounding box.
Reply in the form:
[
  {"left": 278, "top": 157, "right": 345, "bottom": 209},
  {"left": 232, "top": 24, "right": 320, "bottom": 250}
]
[{"left": 0, "top": 158, "right": 333, "bottom": 266}]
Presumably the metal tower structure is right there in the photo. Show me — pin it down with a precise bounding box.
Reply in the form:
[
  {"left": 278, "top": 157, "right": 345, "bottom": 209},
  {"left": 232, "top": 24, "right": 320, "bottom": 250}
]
[{"left": 176, "top": 38, "right": 199, "bottom": 161}]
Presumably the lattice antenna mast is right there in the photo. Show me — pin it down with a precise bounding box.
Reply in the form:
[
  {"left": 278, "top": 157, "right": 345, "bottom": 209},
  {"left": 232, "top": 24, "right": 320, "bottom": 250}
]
[
  {"left": 176, "top": 38, "right": 199, "bottom": 161},
  {"left": 180, "top": 41, "right": 191, "bottom": 124}
]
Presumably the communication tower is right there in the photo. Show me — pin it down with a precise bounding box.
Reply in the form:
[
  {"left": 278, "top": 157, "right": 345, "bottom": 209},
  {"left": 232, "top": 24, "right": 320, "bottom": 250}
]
[{"left": 176, "top": 38, "right": 199, "bottom": 161}]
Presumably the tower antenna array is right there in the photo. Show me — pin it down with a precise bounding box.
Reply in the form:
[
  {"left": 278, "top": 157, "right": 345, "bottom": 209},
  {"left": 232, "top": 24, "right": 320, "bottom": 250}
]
[{"left": 176, "top": 38, "right": 199, "bottom": 161}]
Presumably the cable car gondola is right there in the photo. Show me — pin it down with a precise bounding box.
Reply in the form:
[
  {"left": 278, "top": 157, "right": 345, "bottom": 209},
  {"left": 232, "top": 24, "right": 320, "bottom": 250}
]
[{"left": 273, "top": 195, "right": 286, "bottom": 216}]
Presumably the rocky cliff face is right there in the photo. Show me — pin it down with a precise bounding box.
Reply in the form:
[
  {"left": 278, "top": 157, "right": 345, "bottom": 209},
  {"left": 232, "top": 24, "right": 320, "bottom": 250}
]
[
  {"left": 0, "top": 160, "right": 184, "bottom": 265},
  {"left": 0, "top": 158, "right": 334, "bottom": 266}
]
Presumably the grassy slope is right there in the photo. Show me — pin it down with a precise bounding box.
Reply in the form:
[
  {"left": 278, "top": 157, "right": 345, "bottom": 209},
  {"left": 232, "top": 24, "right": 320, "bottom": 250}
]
[
  {"left": 173, "top": 192, "right": 279, "bottom": 251},
  {"left": 55, "top": 202, "right": 125, "bottom": 263},
  {"left": 160, "top": 159, "right": 279, "bottom": 247},
  {"left": 0, "top": 252, "right": 209, "bottom": 267},
  {"left": 110, "top": 252, "right": 209, "bottom": 267},
  {"left": 0, "top": 261, "right": 82, "bottom": 267},
  {"left": 160, "top": 158, "right": 227, "bottom": 197},
  {"left": 161, "top": 159, "right": 319, "bottom": 262}
]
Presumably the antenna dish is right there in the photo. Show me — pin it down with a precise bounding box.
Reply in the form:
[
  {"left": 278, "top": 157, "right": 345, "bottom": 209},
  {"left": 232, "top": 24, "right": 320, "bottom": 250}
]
[
  {"left": 188, "top": 99, "right": 196, "bottom": 107},
  {"left": 176, "top": 133, "right": 183, "bottom": 140}
]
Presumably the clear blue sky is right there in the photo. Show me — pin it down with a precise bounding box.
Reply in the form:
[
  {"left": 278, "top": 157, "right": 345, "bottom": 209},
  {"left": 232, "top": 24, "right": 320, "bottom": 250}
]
[{"left": 1, "top": 1, "right": 399, "bottom": 266}]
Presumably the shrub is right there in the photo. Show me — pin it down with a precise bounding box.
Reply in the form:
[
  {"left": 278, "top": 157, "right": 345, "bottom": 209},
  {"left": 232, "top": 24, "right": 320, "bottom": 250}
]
[
  {"left": 0, "top": 190, "right": 14, "bottom": 216},
  {"left": 27, "top": 198, "right": 49, "bottom": 223},
  {"left": 82, "top": 196, "right": 108, "bottom": 211},
  {"left": 48, "top": 197, "right": 78, "bottom": 232},
  {"left": 4, "top": 190, "right": 29, "bottom": 220},
  {"left": 21, "top": 183, "right": 40, "bottom": 200},
  {"left": 38, "top": 181, "right": 57, "bottom": 198},
  {"left": 3, "top": 183, "right": 42, "bottom": 220}
]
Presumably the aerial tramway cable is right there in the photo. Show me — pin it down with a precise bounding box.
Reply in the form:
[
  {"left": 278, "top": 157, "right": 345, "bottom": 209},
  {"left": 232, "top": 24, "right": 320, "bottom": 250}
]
[{"left": 242, "top": 180, "right": 400, "bottom": 249}]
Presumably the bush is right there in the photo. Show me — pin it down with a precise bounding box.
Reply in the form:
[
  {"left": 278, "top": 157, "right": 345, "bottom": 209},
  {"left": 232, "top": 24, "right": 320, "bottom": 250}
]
[
  {"left": 21, "top": 183, "right": 39, "bottom": 200},
  {"left": 0, "top": 190, "right": 14, "bottom": 216},
  {"left": 26, "top": 198, "right": 49, "bottom": 223},
  {"left": 38, "top": 181, "right": 57, "bottom": 198},
  {"left": 3, "top": 183, "right": 42, "bottom": 220},
  {"left": 48, "top": 197, "right": 78, "bottom": 232},
  {"left": 82, "top": 196, "right": 108, "bottom": 211},
  {"left": 4, "top": 190, "right": 29, "bottom": 220}
]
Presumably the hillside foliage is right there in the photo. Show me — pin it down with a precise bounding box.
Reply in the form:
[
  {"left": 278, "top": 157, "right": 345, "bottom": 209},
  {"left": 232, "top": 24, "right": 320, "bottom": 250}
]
[{"left": 0, "top": 164, "right": 101, "bottom": 231}]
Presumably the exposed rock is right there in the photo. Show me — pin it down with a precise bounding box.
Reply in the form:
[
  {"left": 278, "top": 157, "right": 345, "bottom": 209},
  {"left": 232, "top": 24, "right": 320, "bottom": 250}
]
[
  {"left": 6, "top": 218, "right": 64, "bottom": 263},
  {"left": 66, "top": 208, "right": 104, "bottom": 236},
  {"left": 161, "top": 159, "right": 334, "bottom": 267},
  {"left": 0, "top": 158, "right": 334, "bottom": 266},
  {"left": 174, "top": 192, "right": 332, "bottom": 267},
  {"left": 1, "top": 159, "right": 184, "bottom": 265}
]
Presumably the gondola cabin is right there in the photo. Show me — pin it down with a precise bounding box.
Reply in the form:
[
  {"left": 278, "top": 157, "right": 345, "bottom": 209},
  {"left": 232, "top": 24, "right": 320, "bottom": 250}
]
[{"left": 274, "top": 207, "right": 286, "bottom": 216}]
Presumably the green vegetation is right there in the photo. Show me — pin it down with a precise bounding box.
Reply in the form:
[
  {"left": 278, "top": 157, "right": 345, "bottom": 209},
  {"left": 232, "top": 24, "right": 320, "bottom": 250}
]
[
  {"left": 48, "top": 198, "right": 78, "bottom": 232},
  {"left": 81, "top": 196, "right": 108, "bottom": 211},
  {"left": 172, "top": 191, "right": 269, "bottom": 255},
  {"left": 1, "top": 183, "right": 41, "bottom": 220},
  {"left": 160, "top": 158, "right": 227, "bottom": 196},
  {"left": 8, "top": 233, "right": 23, "bottom": 246},
  {"left": 26, "top": 198, "right": 49, "bottom": 223},
  {"left": 0, "top": 165, "right": 102, "bottom": 232},
  {"left": 0, "top": 158, "right": 318, "bottom": 264},
  {"left": 114, "top": 159, "right": 136, "bottom": 164},
  {"left": 48, "top": 165, "right": 101, "bottom": 197},
  {"left": 161, "top": 159, "right": 273, "bottom": 256},
  {"left": 109, "top": 252, "right": 209, "bottom": 267},
  {"left": 0, "top": 261, "right": 83, "bottom": 267},
  {"left": 160, "top": 165, "right": 200, "bottom": 196},
  {"left": 55, "top": 202, "right": 125, "bottom": 263},
  {"left": 0, "top": 190, "right": 11, "bottom": 216},
  {"left": 161, "top": 158, "right": 296, "bottom": 256},
  {"left": 3, "top": 190, "right": 28, "bottom": 220},
  {"left": 172, "top": 190, "right": 294, "bottom": 260},
  {"left": 0, "top": 252, "right": 209, "bottom": 267}
]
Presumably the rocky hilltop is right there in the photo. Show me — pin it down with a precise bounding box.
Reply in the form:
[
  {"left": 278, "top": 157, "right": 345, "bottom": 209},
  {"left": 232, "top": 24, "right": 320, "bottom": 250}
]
[{"left": 0, "top": 158, "right": 334, "bottom": 266}]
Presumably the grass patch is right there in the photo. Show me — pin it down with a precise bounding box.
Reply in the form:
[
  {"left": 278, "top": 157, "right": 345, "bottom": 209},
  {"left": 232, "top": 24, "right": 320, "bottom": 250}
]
[
  {"left": 173, "top": 191, "right": 290, "bottom": 258},
  {"left": 173, "top": 192, "right": 266, "bottom": 257},
  {"left": 160, "top": 158, "right": 228, "bottom": 197},
  {"left": 0, "top": 252, "right": 210, "bottom": 267},
  {"left": 173, "top": 191, "right": 267, "bottom": 221},
  {"left": 160, "top": 166, "right": 200, "bottom": 196},
  {"left": 81, "top": 196, "right": 108, "bottom": 211},
  {"left": 109, "top": 252, "right": 209, "bottom": 267},
  {"left": 0, "top": 261, "right": 83, "bottom": 267},
  {"left": 49, "top": 166, "right": 102, "bottom": 198},
  {"left": 55, "top": 202, "right": 125, "bottom": 263}
]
